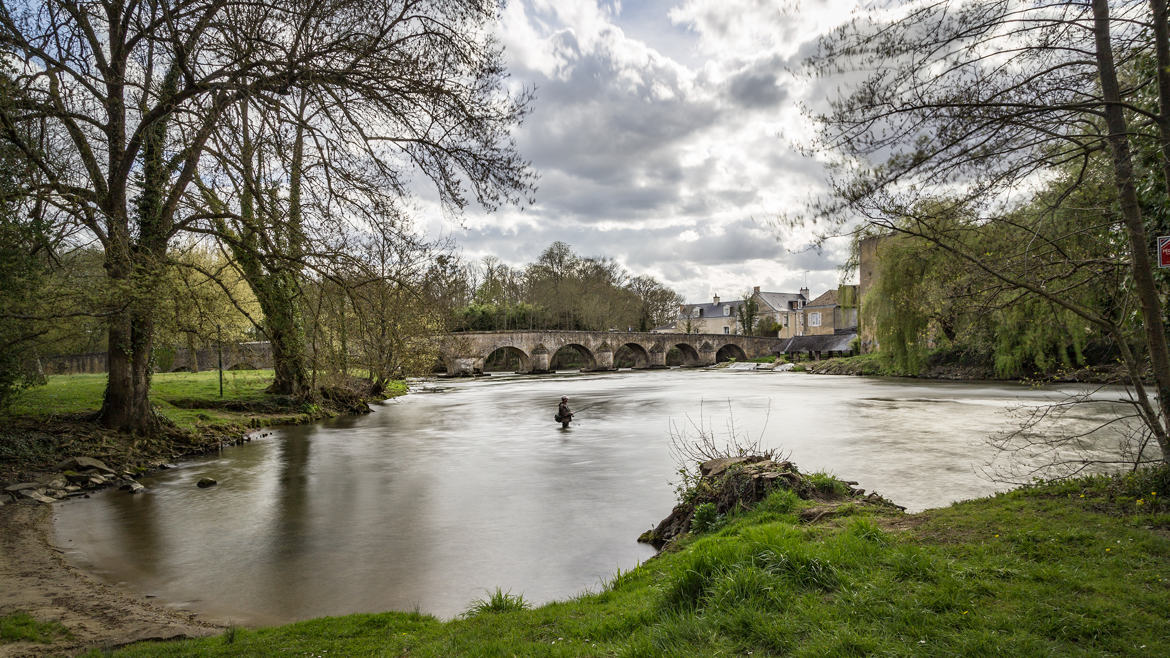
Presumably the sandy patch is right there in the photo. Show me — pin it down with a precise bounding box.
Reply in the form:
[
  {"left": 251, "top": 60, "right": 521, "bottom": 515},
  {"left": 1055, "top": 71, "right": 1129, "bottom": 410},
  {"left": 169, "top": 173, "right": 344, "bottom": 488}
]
[{"left": 0, "top": 501, "right": 221, "bottom": 657}]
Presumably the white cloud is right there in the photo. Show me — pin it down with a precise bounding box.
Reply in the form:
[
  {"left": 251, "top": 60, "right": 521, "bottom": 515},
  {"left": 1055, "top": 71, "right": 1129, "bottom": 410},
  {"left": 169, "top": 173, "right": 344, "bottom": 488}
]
[{"left": 446, "top": 0, "right": 862, "bottom": 302}]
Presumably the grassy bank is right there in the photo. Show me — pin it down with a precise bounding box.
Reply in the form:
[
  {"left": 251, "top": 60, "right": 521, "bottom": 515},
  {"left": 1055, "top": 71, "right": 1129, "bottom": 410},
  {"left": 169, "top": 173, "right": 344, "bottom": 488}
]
[
  {"left": 0, "top": 370, "right": 406, "bottom": 482},
  {"left": 108, "top": 468, "right": 1170, "bottom": 657}
]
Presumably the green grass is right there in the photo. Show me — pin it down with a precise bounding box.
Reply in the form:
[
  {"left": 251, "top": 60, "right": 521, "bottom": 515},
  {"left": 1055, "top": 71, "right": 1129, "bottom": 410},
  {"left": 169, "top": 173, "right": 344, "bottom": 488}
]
[
  {"left": 9, "top": 370, "right": 272, "bottom": 422},
  {"left": 0, "top": 612, "right": 70, "bottom": 644},
  {"left": 6, "top": 370, "right": 406, "bottom": 432},
  {"left": 110, "top": 469, "right": 1170, "bottom": 657},
  {"left": 465, "top": 588, "right": 531, "bottom": 617}
]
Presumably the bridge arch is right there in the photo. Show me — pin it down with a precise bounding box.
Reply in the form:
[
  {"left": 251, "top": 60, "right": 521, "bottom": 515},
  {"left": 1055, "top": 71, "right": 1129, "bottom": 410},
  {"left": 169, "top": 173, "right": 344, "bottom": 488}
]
[
  {"left": 667, "top": 343, "right": 701, "bottom": 366},
  {"left": 716, "top": 343, "right": 748, "bottom": 363},
  {"left": 483, "top": 345, "right": 531, "bottom": 373},
  {"left": 614, "top": 342, "right": 650, "bottom": 368},
  {"left": 550, "top": 343, "right": 597, "bottom": 371}
]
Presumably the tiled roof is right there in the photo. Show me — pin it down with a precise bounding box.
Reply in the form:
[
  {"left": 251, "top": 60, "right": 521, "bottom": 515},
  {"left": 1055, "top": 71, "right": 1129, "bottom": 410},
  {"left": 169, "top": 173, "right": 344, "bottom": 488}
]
[
  {"left": 777, "top": 331, "right": 857, "bottom": 354},
  {"left": 681, "top": 300, "right": 744, "bottom": 318},
  {"left": 805, "top": 289, "right": 839, "bottom": 308},
  {"left": 754, "top": 291, "right": 806, "bottom": 311}
]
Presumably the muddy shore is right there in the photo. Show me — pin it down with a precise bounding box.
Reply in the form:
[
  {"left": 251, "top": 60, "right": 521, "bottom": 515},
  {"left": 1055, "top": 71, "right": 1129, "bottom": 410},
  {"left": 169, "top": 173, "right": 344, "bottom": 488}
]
[{"left": 0, "top": 502, "right": 222, "bottom": 657}]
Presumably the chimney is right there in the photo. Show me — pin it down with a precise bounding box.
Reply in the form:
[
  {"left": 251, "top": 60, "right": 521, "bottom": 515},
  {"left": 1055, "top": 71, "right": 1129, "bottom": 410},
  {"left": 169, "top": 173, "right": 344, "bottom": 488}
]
[
  {"left": 753, "top": 286, "right": 760, "bottom": 295},
  {"left": 799, "top": 287, "right": 809, "bottom": 299},
  {"left": 713, "top": 294, "right": 720, "bottom": 305}
]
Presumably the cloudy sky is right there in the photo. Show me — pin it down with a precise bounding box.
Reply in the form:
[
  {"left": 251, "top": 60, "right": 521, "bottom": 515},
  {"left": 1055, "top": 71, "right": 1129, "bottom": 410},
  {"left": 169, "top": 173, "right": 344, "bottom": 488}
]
[{"left": 425, "top": 0, "right": 861, "bottom": 303}]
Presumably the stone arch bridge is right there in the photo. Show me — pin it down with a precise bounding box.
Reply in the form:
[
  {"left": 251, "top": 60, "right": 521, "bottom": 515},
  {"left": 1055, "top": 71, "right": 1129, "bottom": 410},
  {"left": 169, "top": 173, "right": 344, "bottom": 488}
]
[{"left": 438, "top": 330, "right": 786, "bottom": 376}]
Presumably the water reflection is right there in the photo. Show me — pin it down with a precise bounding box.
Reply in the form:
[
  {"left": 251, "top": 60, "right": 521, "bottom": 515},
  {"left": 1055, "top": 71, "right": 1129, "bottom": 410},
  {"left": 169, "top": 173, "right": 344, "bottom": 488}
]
[{"left": 54, "top": 370, "right": 1131, "bottom": 624}]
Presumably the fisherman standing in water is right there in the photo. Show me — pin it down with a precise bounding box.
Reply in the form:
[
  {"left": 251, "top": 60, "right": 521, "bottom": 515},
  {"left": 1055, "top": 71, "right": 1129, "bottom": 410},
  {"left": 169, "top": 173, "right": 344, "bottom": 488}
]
[{"left": 555, "top": 395, "right": 573, "bottom": 428}]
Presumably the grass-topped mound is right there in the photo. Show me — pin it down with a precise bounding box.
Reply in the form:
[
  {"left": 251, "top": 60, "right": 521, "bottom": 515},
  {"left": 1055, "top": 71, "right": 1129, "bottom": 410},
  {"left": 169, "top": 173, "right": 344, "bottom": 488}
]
[
  {"left": 638, "top": 455, "right": 904, "bottom": 549},
  {"left": 104, "top": 466, "right": 1170, "bottom": 657}
]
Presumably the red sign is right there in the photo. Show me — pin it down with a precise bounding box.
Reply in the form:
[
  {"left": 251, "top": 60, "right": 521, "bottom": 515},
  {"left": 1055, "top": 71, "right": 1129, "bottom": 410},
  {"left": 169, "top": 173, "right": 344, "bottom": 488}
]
[{"left": 1161, "top": 236, "right": 1170, "bottom": 268}]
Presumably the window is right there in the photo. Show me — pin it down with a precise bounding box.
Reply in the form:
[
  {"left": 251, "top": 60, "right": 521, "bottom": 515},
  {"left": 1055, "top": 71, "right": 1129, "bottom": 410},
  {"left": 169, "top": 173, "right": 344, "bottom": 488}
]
[
  {"left": 782, "top": 314, "right": 789, "bottom": 327},
  {"left": 809, "top": 312, "right": 822, "bottom": 327},
  {"left": 692, "top": 307, "right": 702, "bottom": 318},
  {"left": 723, "top": 326, "right": 730, "bottom": 334},
  {"left": 723, "top": 305, "right": 731, "bottom": 316}
]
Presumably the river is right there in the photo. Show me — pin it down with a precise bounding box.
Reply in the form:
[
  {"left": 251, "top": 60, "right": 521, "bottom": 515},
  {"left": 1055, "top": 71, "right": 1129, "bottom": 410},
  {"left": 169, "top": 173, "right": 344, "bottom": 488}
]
[{"left": 52, "top": 369, "right": 1133, "bottom": 624}]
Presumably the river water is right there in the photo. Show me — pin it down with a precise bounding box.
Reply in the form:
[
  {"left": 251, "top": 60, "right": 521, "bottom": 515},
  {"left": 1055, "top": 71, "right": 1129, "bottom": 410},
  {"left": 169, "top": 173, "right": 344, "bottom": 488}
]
[{"left": 53, "top": 370, "right": 1132, "bottom": 624}]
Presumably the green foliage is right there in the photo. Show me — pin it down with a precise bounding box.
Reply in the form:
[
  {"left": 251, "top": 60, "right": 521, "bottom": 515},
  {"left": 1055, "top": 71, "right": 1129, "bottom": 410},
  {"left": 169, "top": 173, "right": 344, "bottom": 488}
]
[
  {"left": 0, "top": 612, "right": 69, "bottom": 644},
  {"left": 465, "top": 588, "right": 530, "bottom": 616},
  {"left": 756, "top": 489, "right": 801, "bottom": 516},
  {"left": 453, "top": 243, "right": 683, "bottom": 332},
  {"left": 838, "top": 284, "right": 858, "bottom": 309},
  {"left": 755, "top": 317, "right": 782, "bottom": 335},
  {"left": 863, "top": 203, "right": 1102, "bottom": 379},
  {"left": 455, "top": 302, "right": 542, "bottom": 331},
  {"left": 735, "top": 294, "right": 760, "bottom": 336},
  {"left": 845, "top": 517, "right": 889, "bottom": 545},
  {"left": 806, "top": 472, "right": 851, "bottom": 497},
  {"left": 991, "top": 299, "right": 1087, "bottom": 378},
  {"left": 865, "top": 234, "right": 938, "bottom": 373},
  {"left": 690, "top": 502, "right": 725, "bottom": 534}
]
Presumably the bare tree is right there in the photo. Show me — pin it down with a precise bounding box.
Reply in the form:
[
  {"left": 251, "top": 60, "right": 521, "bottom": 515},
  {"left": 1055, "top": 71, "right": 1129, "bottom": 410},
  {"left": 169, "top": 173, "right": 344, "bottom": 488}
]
[
  {"left": 0, "top": 0, "right": 532, "bottom": 426},
  {"left": 802, "top": 0, "right": 1170, "bottom": 466},
  {"left": 191, "top": 0, "right": 533, "bottom": 397}
]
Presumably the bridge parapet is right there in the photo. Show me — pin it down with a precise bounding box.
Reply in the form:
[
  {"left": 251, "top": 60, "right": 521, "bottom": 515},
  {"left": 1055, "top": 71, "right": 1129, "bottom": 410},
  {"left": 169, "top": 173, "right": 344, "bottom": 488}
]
[{"left": 438, "top": 330, "right": 785, "bottom": 376}]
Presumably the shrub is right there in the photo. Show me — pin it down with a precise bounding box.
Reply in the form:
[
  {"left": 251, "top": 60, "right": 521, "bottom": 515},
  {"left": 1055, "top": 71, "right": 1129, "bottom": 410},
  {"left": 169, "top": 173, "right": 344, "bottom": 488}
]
[
  {"left": 807, "top": 472, "right": 851, "bottom": 497},
  {"left": 464, "top": 588, "right": 529, "bottom": 616},
  {"left": 756, "top": 489, "right": 800, "bottom": 516},
  {"left": 691, "top": 502, "right": 725, "bottom": 534}
]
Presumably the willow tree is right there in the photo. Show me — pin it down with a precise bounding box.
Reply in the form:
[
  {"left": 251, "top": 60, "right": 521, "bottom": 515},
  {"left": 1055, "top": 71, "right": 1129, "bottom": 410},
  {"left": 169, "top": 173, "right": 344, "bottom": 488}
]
[{"left": 804, "top": 0, "right": 1170, "bottom": 467}]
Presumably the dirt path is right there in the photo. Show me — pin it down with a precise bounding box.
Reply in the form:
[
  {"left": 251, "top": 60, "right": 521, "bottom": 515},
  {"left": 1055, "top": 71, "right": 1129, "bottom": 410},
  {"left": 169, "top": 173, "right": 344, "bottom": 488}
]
[{"left": 0, "top": 501, "right": 221, "bottom": 657}]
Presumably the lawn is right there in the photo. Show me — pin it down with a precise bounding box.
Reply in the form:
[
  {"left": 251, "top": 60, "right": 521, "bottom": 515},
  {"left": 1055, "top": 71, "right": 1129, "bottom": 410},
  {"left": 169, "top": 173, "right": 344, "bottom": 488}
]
[
  {"left": 9, "top": 370, "right": 278, "bottom": 430},
  {"left": 106, "top": 468, "right": 1170, "bottom": 657}
]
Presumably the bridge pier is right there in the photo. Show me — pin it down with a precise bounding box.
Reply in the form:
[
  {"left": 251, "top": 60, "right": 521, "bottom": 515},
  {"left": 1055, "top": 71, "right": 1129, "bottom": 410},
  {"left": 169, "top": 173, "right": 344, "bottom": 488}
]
[
  {"left": 448, "top": 356, "right": 484, "bottom": 376},
  {"left": 528, "top": 345, "right": 551, "bottom": 374},
  {"left": 644, "top": 344, "right": 667, "bottom": 369},
  {"left": 592, "top": 347, "right": 615, "bottom": 372}
]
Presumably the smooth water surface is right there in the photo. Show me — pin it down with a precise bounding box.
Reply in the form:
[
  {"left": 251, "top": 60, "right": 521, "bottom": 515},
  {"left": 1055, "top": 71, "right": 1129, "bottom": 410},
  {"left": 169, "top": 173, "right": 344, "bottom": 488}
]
[{"left": 53, "top": 370, "right": 1130, "bottom": 624}]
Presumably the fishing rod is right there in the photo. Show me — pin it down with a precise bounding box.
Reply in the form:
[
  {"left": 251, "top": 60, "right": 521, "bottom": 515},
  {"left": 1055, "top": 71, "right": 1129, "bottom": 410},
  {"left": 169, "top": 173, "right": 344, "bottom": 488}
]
[{"left": 571, "top": 402, "right": 602, "bottom": 415}]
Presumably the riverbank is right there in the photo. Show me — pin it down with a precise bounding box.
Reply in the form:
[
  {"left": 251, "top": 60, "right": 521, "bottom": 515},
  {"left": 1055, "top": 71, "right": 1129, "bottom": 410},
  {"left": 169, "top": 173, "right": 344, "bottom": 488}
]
[
  {"left": 97, "top": 465, "right": 1169, "bottom": 656},
  {"left": 798, "top": 352, "right": 1133, "bottom": 383},
  {"left": 0, "top": 370, "right": 405, "bottom": 655},
  {"left": 0, "top": 504, "right": 221, "bottom": 657},
  {"left": 0, "top": 370, "right": 405, "bottom": 485}
]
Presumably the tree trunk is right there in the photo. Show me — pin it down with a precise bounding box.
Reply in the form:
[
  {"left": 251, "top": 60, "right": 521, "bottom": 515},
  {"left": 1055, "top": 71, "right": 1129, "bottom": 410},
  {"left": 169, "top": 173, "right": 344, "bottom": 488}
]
[
  {"left": 99, "top": 273, "right": 158, "bottom": 433},
  {"left": 1092, "top": 0, "right": 1170, "bottom": 460},
  {"left": 258, "top": 274, "right": 311, "bottom": 397}
]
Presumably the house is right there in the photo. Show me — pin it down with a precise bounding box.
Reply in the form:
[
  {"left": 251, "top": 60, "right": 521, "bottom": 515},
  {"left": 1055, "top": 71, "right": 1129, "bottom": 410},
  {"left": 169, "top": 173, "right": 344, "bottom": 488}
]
[
  {"left": 802, "top": 286, "right": 859, "bottom": 336},
  {"left": 671, "top": 294, "right": 748, "bottom": 335},
  {"left": 753, "top": 286, "right": 809, "bottom": 338},
  {"left": 775, "top": 284, "right": 861, "bottom": 360},
  {"left": 664, "top": 283, "right": 860, "bottom": 342},
  {"left": 666, "top": 286, "right": 811, "bottom": 335}
]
